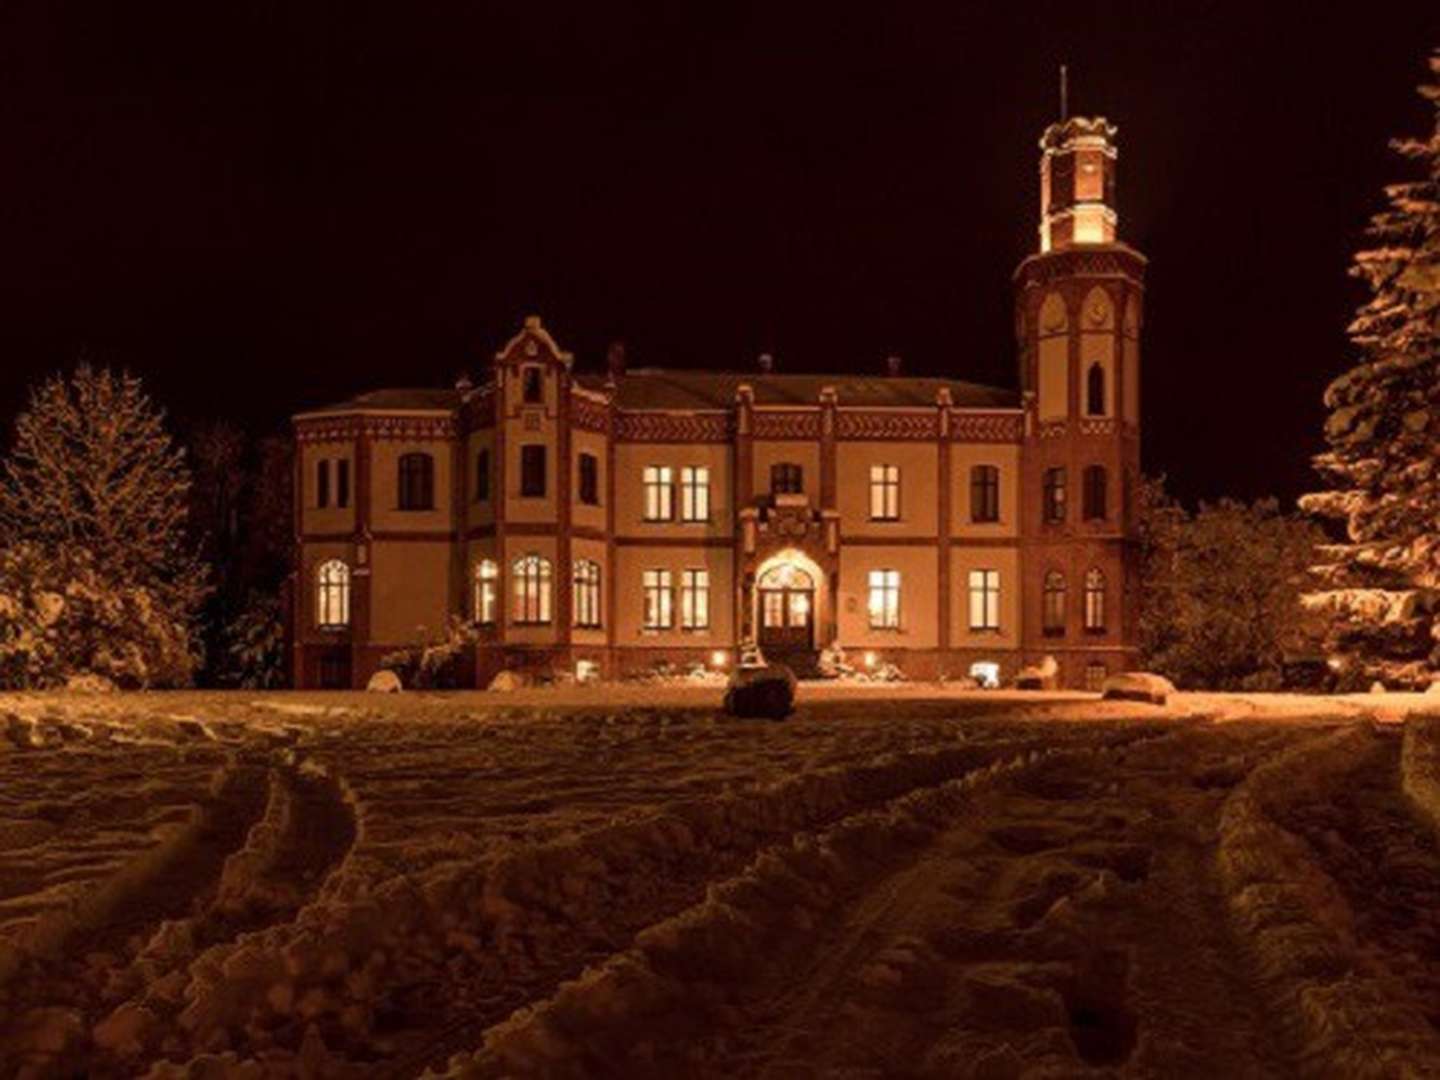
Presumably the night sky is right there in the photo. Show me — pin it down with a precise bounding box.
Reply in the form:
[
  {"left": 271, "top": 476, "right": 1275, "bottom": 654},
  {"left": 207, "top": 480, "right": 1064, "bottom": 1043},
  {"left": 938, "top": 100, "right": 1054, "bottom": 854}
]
[{"left": 1, "top": 3, "right": 1436, "bottom": 508}]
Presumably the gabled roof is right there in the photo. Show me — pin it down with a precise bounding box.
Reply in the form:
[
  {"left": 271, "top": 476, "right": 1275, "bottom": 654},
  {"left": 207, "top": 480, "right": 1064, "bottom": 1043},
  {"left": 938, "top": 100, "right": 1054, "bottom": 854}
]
[
  {"left": 303, "top": 387, "right": 463, "bottom": 414},
  {"left": 574, "top": 370, "right": 1019, "bottom": 410}
]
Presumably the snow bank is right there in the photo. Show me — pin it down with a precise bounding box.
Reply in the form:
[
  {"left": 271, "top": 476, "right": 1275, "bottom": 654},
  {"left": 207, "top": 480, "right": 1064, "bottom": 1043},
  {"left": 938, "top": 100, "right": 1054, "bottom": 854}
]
[{"left": 1401, "top": 714, "right": 1440, "bottom": 839}]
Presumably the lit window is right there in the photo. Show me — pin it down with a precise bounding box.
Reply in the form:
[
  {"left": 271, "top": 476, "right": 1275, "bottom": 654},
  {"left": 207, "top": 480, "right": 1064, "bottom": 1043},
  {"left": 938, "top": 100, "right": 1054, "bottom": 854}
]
[
  {"left": 1083, "top": 465, "right": 1107, "bottom": 521},
  {"left": 1043, "top": 570, "right": 1066, "bottom": 636},
  {"left": 578, "top": 453, "right": 599, "bottom": 506},
  {"left": 398, "top": 452, "right": 435, "bottom": 510},
  {"left": 316, "top": 560, "right": 350, "bottom": 628},
  {"left": 970, "top": 464, "right": 999, "bottom": 523},
  {"left": 968, "top": 569, "right": 1000, "bottom": 632},
  {"left": 643, "top": 569, "right": 673, "bottom": 629},
  {"left": 474, "top": 559, "right": 498, "bottom": 624},
  {"left": 680, "top": 466, "right": 710, "bottom": 522},
  {"left": 680, "top": 569, "right": 710, "bottom": 629},
  {"left": 1043, "top": 467, "right": 1066, "bottom": 524},
  {"left": 520, "top": 445, "right": 546, "bottom": 498},
  {"left": 771, "top": 462, "right": 803, "bottom": 495},
  {"left": 643, "top": 466, "right": 674, "bottom": 521},
  {"left": 867, "top": 568, "right": 900, "bottom": 629},
  {"left": 1084, "top": 568, "right": 1106, "bottom": 633},
  {"left": 512, "top": 554, "right": 552, "bottom": 624},
  {"left": 573, "top": 560, "right": 601, "bottom": 628},
  {"left": 1086, "top": 363, "right": 1106, "bottom": 416},
  {"left": 869, "top": 464, "right": 900, "bottom": 521}
]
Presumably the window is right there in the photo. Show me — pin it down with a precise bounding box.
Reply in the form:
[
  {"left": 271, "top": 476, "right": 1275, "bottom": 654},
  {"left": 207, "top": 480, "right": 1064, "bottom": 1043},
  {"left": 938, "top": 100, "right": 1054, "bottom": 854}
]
[
  {"left": 474, "top": 560, "right": 498, "bottom": 624},
  {"left": 1085, "top": 662, "right": 1109, "bottom": 691},
  {"left": 643, "top": 569, "right": 673, "bottom": 629},
  {"left": 522, "top": 366, "right": 543, "bottom": 404},
  {"left": 970, "top": 465, "right": 999, "bottom": 523},
  {"left": 520, "top": 445, "right": 547, "bottom": 498},
  {"left": 867, "top": 569, "right": 901, "bottom": 629},
  {"left": 680, "top": 466, "right": 710, "bottom": 522},
  {"left": 1084, "top": 568, "right": 1106, "bottom": 633},
  {"left": 398, "top": 453, "right": 435, "bottom": 511},
  {"left": 869, "top": 465, "right": 900, "bottom": 521},
  {"left": 578, "top": 453, "right": 599, "bottom": 506},
  {"left": 1086, "top": 363, "right": 1105, "bottom": 416},
  {"left": 1083, "top": 465, "right": 1107, "bottom": 521},
  {"left": 680, "top": 569, "right": 710, "bottom": 629},
  {"left": 1043, "top": 570, "right": 1067, "bottom": 636},
  {"left": 316, "top": 560, "right": 350, "bottom": 628},
  {"left": 317, "top": 460, "right": 330, "bottom": 509},
  {"left": 771, "top": 462, "right": 803, "bottom": 495},
  {"left": 643, "top": 466, "right": 673, "bottom": 521},
  {"left": 574, "top": 560, "right": 601, "bottom": 628},
  {"left": 476, "top": 449, "right": 490, "bottom": 502},
  {"left": 336, "top": 459, "right": 350, "bottom": 509},
  {"left": 512, "top": 555, "right": 552, "bottom": 624},
  {"left": 968, "top": 569, "right": 1000, "bottom": 632},
  {"left": 1043, "top": 467, "right": 1066, "bottom": 524}
]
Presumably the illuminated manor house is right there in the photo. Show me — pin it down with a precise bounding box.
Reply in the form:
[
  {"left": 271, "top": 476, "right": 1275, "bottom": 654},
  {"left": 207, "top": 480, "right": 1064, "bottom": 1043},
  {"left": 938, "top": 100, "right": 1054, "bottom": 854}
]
[{"left": 292, "top": 116, "right": 1145, "bottom": 690}]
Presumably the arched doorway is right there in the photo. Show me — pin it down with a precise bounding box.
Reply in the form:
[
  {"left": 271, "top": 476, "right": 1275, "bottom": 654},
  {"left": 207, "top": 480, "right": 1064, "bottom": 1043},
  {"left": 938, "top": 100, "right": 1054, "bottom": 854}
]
[{"left": 757, "top": 561, "right": 815, "bottom": 663}]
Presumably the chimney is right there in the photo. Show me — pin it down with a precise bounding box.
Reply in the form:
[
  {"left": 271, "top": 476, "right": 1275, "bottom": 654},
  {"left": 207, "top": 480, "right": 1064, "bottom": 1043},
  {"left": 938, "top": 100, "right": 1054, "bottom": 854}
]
[
  {"left": 886, "top": 354, "right": 902, "bottom": 377},
  {"left": 606, "top": 341, "right": 627, "bottom": 379},
  {"left": 757, "top": 352, "right": 774, "bottom": 374}
]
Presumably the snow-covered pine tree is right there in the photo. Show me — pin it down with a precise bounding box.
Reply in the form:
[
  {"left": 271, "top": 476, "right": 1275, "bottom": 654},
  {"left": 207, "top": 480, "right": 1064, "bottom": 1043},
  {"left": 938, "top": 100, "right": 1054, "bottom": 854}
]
[
  {"left": 0, "top": 365, "right": 209, "bottom": 687},
  {"left": 1300, "top": 51, "right": 1440, "bottom": 690}
]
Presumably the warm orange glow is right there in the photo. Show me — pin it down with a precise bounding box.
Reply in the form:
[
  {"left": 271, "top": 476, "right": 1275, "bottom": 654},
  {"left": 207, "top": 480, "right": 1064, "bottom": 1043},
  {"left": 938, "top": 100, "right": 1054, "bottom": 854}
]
[{"left": 710, "top": 649, "right": 728, "bottom": 668}]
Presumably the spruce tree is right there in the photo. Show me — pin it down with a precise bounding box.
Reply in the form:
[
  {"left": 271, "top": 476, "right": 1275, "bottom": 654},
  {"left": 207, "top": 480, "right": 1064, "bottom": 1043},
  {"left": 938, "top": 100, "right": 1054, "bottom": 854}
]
[
  {"left": 0, "top": 365, "right": 209, "bottom": 686},
  {"left": 1300, "top": 51, "right": 1440, "bottom": 689}
]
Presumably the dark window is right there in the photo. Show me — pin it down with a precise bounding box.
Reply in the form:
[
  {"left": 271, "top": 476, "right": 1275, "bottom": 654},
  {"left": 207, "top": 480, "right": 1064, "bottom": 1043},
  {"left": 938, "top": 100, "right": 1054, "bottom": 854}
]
[
  {"left": 398, "top": 453, "right": 435, "bottom": 510},
  {"left": 520, "top": 445, "right": 547, "bottom": 498},
  {"left": 1083, "top": 465, "right": 1107, "bottom": 521},
  {"left": 1087, "top": 363, "right": 1106, "bottom": 416},
  {"left": 579, "top": 453, "right": 599, "bottom": 506},
  {"left": 522, "top": 366, "right": 543, "bottom": 404},
  {"left": 476, "top": 449, "right": 490, "bottom": 502},
  {"left": 336, "top": 459, "right": 350, "bottom": 509},
  {"left": 317, "top": 459, "right": 330, "bottom": 509},
  {"left": 1043, "top": 467, "right": 1066, "bottom": 524},
  {"left": 1043, "top": 570, "right": 1066, "bottom": 636},
  {"left": 970, "top": 465, "right": 999, "bottom": 523},
  {"left": 771, "top": 462, "right": 803, "bottom": 495}
]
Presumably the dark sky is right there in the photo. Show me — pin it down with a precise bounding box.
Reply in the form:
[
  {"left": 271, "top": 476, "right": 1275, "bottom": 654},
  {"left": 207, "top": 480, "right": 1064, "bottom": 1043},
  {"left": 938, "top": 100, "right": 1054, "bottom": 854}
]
[{"left": 1, "top": 3, "right": 1436, "bottom": 508}]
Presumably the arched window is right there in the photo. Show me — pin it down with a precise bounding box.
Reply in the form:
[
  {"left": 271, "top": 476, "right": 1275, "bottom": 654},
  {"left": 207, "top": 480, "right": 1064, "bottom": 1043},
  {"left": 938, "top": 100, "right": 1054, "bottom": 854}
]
[
  {"left": 573, "top": 559, "right": 601, "bottom": 629},
  {"left": 1084, "top": 568, "right": 1106, "bottom": 633},
  {"left": 474, "top": 559, "right": 498, "bottom": 624},
  {"left": 1043, "top": 571, "right": 1066, "bottom": 636},
  {"left": 512, "top": 554, "right": 552, "bottom": 624},
  {"left": 1086, "top": 363, "right": 1106, "bottom": 417},
  {"left": 1083, "top": 465, "right": 1108, "bottom": 521},
  {"left": 398, "top": 452, "right": 435, "bottom": 511},
  {"left": 316, "top": 560, "right": 350, "bottom": 628}
]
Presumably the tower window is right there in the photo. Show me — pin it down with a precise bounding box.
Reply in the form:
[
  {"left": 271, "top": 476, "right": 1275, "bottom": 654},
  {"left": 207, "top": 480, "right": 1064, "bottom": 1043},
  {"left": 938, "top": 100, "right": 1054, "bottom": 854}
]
[
  {"left": 1043, "top": 570, "right": 1066, "bottom": 637},
  {"left": 474, "top": 559, "right": 498, "bottom": 624},
  {"left": 578, "top": 453, "right": 599, "bottom": 506},
  {"left": 1043, "top": 467, "right": 1066, "bottom": 524},
  {"left": 336, "top": 459, "right": 350, "bottom": 509},
  {"left": 476, "top": 449, "right": 490, "bottom": 502},
  {"left": 522, "top": 366, "right": 543, "bottom": 404},
  {"left": 968, "top": 569, "right": 1000, "bottom": 632},
  {"left": 520, "top": 445, "right": 547, "bottom": 498},
  {"left": 316, "top": 560, "right": 350, "bottom": 628},
  {"left": 771, "top": 462, "right": 803, "bottom": 495},
  {"left": 1084, "top": 568, "right": 1107, "bottom": 633},
  {"left": 1083, "top": 465, "right": 1108, "bottom": 521},
  {"left": 512, "top": 554, "right": 552, "bottom": 624},
  {"left": 1087, "top": 363, "right": 1106, "bottom": 417},
  {"left": 869, "top": 465, "right": 900, "bottom": 521},
  {"left": 970, "top": 465, "right": 999, "bottom": 523},
  {"left": 316, "top": 459, "right": 330, "bottom": 509},
  {"left": 398, "top": 453, "right": 435, "bottom": 511}
]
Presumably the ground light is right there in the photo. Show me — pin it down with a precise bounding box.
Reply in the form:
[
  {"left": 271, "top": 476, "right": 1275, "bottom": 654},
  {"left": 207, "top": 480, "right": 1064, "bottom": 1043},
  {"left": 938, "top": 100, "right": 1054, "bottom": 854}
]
[{"left": 710, "top": 650, "right": 728, "bottom": 669}]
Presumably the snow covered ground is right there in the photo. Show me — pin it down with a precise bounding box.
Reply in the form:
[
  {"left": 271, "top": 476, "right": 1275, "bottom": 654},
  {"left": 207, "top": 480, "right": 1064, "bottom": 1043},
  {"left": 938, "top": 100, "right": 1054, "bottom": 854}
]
[{"left": 2, "top": 687, "right": 1439, "bottom": 1077}]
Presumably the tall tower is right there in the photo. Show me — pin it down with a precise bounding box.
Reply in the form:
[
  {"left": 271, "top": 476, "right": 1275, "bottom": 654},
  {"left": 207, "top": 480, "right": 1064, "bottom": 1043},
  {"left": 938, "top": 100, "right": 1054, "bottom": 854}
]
[{"left": 1014, "top": 116, "right": 1145, "bottom": 688}]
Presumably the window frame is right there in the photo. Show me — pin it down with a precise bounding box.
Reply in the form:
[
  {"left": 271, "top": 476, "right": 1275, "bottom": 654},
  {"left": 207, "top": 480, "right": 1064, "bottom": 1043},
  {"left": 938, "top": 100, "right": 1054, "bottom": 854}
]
[
  {"left": 398, "top": 452, "right": 436, "bottom": 511},
  {"left": 316, "top": 559, "right": 351, "bottom": 629},
  {"left": 519, "top": 445, "right": 547, "bottom": 498},
  {"left": 1086, "top": 362, "right": 1106, "bottom": 417},
  {"left": 643, "top": 465, "right": 674, "bottom": 522},
  {"left": 867, "top": 568, "right": 901, "bottom": 630},
  {"left": 679, "top": 465, "right": 710, "bottom": 523},
  {"left": 316, "top": 459, "right": 331, "bottom": 509},
  {"left": 475, "top": 449, "right": 490, "bottom": 502},
  {"left": 578, "top": 452, "right": 599, "bottom": 507},
  {"left": 336, "top": 459, "right": 350, "bottom": 509},
  {"left": 967, "top": 568, "right": 1001, "bottom": 632},
  {"left": 770, "top": 462, "right": 804, "bottom": 496},
  {"left": 511, "top": 554, "right": 553, "bottom": 625},
  {"left": 522, "top": 365, "right": 544, "bottom": 404},
  {"left": 970, "top": 464, "right": 999, "bottom": 524},
  {"left": 1082, "top": 465, "right": 1107, "bottom": 521},
  {"left": 680, "top": 568, "right": 710, "bottom": 629},
  {"left": 1043, "top": 467, "right": 1066, "bottom": 524},
  {"left": 1083, "top": 568, "right": 1106, "bottom": 633},
  {"left": 869, "top": 464, "right": 900, "bottom": 521},
  {"left": 573, "top": 559, "right": 602, "bottom": 629},
  {"left": 474, "top": 559, "right": 499, "bottom": 625},
  {"left": 642, "top": 568, "right": 674, "bottom": 630},
  {"left": 1042, "top": 569, "right": 1067, "bottom": 637}
]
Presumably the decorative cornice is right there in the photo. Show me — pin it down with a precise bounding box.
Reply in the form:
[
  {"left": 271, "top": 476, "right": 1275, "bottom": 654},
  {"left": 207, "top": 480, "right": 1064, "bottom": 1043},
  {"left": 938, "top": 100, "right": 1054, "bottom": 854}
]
[
  {"left": 835, "top": 410, "right": 939, "bottom": 441},
  {"left": 615, "top": 411, "right": 734, "bottom": 443},
  {"left": 572, "top": 395, "right": 610, "bottom": 434},
  {"left": 948, "top": 412, "right": 1024, "bottom": 443},
  {"left": 1014, "top": 245, "right": 1147, "bottom": 288},
  {"left": 753, "top": 409, "right": 822, "bottom": 440},
  {"left": 1078, "top": 417, "right": 1118, "bottom": 437}
]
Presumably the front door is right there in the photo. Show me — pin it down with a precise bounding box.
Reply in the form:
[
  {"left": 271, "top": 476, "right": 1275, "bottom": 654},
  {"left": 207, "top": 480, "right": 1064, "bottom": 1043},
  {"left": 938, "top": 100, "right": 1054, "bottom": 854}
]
[{"left": 757, "top": 563, "right": 816, "bottom": 667}]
